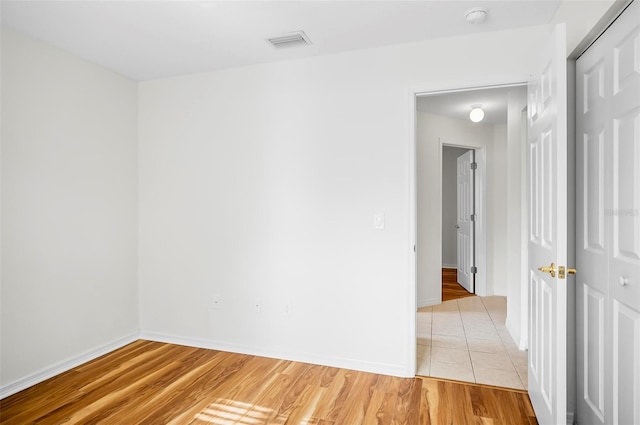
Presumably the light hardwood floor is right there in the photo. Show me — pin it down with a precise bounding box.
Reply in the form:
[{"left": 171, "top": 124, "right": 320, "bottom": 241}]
[
  {"left": 442, "top": 268, "right": 475, "bottom": 302},
  {"left": 0, "top": 340, "right": 537, "bottom": 424}
]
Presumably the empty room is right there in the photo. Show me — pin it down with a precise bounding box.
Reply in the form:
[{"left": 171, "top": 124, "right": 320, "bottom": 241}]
[{"left": 1, "top": 1, "right": 638, "bottom": 424}]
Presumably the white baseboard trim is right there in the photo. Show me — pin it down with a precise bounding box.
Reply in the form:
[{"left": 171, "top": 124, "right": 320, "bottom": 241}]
[
  {"left": 505, "top": 315, "right": 528, "bottom": 351},
  {"left": 442, "top": 264, "right": 457, "bottom": 269},
  {"left": 140, "top": 331, "right": 406, "bottom": 378},
  {"left": 567, "top": 411, "right": 575, "bottom": 424},
  {"left": 504, "top": 316, "right": 520, "bottom": 346},
  {"left": 1, "top": 331, "right": 409, "bottom": 400},
  {"left": 417, "top": 297, "right": 441, "bottom": 308},
  {"left": 0, "top": 332, "right": 139, "bottom": 400}
]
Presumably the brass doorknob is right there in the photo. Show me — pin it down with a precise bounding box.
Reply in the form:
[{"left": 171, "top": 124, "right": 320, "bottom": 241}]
[
  {"left": 538, "top": 262, "right": 556, "bottom": 277},
  {"left": 558, "top": 266, "right": 577, "bottom": 279}
]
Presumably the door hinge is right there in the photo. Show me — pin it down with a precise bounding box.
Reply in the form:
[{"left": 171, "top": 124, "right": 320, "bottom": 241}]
[
  {"left": 471, "top": 162, "right": 477, "bottom": 170},
  {"left": 471, "top": 266, "right": 478, "bottom": 273},
  {"left": 470, "top": 214, "right": 476, "bottom": 221}
]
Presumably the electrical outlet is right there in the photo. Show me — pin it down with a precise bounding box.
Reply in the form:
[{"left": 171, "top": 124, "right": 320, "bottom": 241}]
[{"left": 212, "top": 295, "right": 222, "bottom": 309}]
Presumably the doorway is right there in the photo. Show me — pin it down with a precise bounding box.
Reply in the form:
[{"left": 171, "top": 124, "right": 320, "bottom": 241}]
[
  {"left": 442, "top": 145, "right": 475, "bottom": 299},
  {"left": 413, "top": 84, "right": 528, "bottom": 388},
  {"left": 415, "top": 85, "right": 526, "bottom": 307}
]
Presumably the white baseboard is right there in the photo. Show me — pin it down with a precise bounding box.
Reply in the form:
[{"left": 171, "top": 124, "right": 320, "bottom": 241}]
[
  {"left": 0, "top": 332, "right": 139, "bottom": 400},
  {"left": 505, "top": 315, "right": 528, "bottom": 351},
  {"left": 567, "top": 411, "right": 575, "bottom": 424},
  {"left": 504, "top": 316, "right": 520, "bottom": 346},
  {"left": 417, "top": 297, "right": 441, "bottom": 308},
  {"left": 442, "top": 264, "right": 457, "bottom": 269},
  {"left": 1, "top": 331, "right": 409, "bottom": 400},
  {"left": 139, "top": 331, "right": 406, "bottom": 378}
]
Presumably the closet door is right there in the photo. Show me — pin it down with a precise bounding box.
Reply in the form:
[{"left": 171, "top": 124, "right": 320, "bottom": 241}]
[{"left": 576, "top": 2, "right": 640, "bottom": 424}]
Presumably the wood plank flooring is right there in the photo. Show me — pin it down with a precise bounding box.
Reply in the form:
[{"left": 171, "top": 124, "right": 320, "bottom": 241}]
[
  {"left": 0, "top": 341, "right": 537, "bottom": 424},
  {"left": 442, "top": 268, "right": 475, "bottom": 302}
]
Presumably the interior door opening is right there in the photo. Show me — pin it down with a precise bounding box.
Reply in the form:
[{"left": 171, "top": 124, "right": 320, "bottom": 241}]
[
  {"left": 415, "top": 84, "right": 526, "bottom": 308},
  {"left": 413, "top": 83, "right": 529, "bottom": 387},
  {"left": 442, "top": 146, "right": 475, "bottom": 295}
]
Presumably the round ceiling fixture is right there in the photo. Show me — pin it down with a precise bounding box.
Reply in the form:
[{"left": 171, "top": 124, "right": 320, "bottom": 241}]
[
  {"left": 469, "top": 105, "right": 485, "bottom": 123},
  {"left": 465, "top": 8, "right": 487, "bottom": 24}
]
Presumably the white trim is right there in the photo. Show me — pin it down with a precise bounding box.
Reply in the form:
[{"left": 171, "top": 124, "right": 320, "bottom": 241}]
[
  {"left": 442, "top": 264, "right": 457, "bottom": 269},
  {"left": 0, "top": 333, "right": 139, "bottom": 399},
  {"left": 505, "top": 315, "right": 528, "bottom": 351},
  {"left": 410, "top": 79, "right": 530, "bottom": 101},
  {"left": 571, "top": 0, "right": 633, "bottom": 59},
  {"left": 505, "top": 315, "right": 518, "bottom": 342},
  {"left": 140, "top": 332, "right": 408, "bottom": 378},
  {"left": 407, "top": 88, "right": 418, "bottom": 378},
  {"left": 474, "top": 146, "right": 488, "bottom": 296},
  {"left": 519, "top": 106, "right": 530, "bottom": 351}
]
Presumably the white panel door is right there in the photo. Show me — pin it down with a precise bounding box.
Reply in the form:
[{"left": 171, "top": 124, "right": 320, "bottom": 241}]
[
  {"left": 608, "top": 4, "right": 640, "bottom": 423},
  {"left": 577, "top": 2, "right": 640, "bottom": 424},
  {"left": 576, "top": 20, "right": 608, "bottom": 425},
  {"left": 457, "top": 150, "right": 475, "bottom": 293},
  {"left": 527, "top": 24, "right": 568, "bottom": 425}
]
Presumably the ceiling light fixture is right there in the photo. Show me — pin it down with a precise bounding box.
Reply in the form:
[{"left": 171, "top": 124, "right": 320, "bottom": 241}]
[
  {"left": 469, "top": 105, "right": 485, "bottom": 123},
  {"left": 465, "top": 8, "right": 488, "bottom": 24}
]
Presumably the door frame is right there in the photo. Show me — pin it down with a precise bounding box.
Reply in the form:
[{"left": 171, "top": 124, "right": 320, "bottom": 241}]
[
  {"left": 408, "top": 79, "right": 527, "bottom": 376},
  {"left": 440, "top": 141, "right": 486, "bottom": 297}
]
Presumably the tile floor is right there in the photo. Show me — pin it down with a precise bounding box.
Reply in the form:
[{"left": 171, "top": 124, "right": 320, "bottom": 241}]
[{"left": 416, "top": 296, "right": 528, "bottom": 390}]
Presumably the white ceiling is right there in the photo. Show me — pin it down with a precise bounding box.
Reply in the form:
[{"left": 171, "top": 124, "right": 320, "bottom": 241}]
[
  {"left": 0, "top": 1, "right": 562, "bottom": 81},
  {"left": 416, "top": 85, "right": 527, "bottom": 125}
]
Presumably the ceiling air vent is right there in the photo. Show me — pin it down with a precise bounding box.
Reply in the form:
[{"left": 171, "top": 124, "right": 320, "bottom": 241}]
[{"left": 266, "top": 31, "right": 311, "bottom": 49}]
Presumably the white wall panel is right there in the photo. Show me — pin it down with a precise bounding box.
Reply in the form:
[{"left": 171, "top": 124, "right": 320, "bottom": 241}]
[
  {"left": 0, "top": 29, "right": 139, "bottom": 393},
  {"left": 583, "top": 285, "right": 605, "bottom": 422},
  {"left": 612, "top": 300, "right": 640, "bottom": 425},
  {"left": 138, "top": 25, "right": 546, "bottom": 376},
  {"left": 584, "top": 131, "right": 605, "bottom": 253}
]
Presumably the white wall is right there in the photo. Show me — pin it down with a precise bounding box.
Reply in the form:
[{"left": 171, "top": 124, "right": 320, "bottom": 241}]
[
  {"left": 441, "top": 146, "right": 470, "bottom": 268},
  {"left": 489, "top": 124, "right": 508, "bottom": 296},
  {"left": 0, "top": 29, "right": 139, "bottom": 392},
  {"left": 505, "top": 88, "right": 528, "bottom": 348},
  {"left": 138, "top": 26, "right": 546, "bottom": 376},
  {"left": 552, "top": 0, "right": 622, "bottom": 56}
]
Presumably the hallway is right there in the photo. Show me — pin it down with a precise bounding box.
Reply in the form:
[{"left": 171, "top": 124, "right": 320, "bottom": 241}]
[{"left": 416, "top": 296, "right": 528, "bottom": 390}]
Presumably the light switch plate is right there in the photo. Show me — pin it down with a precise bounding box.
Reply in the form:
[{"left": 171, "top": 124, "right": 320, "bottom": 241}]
[{"left": 374, "top": 213, "right": 385, "bottom": 230}]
